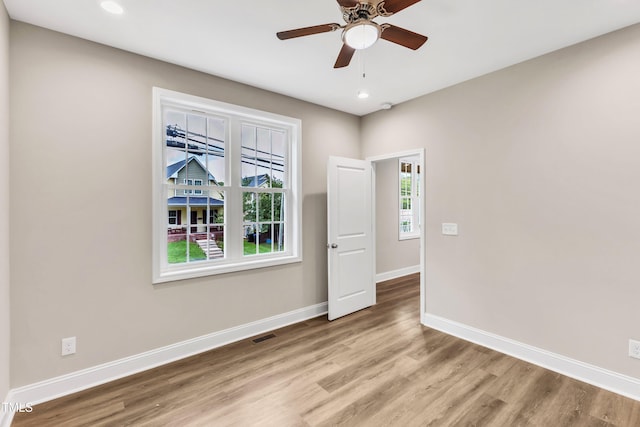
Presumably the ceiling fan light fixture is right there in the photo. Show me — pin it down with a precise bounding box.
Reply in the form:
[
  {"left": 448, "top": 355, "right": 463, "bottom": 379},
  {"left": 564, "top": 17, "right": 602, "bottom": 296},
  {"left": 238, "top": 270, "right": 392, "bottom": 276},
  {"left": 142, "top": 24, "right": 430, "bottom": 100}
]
[{"left": 343, "top": 21, "right": 380, "bottom": 50}]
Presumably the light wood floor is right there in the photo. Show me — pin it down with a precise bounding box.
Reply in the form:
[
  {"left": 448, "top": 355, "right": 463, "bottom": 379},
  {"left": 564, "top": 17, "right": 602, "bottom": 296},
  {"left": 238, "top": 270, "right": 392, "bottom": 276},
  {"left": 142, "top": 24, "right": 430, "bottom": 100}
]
[{"left": 12, "top": 274, "right": 640, "bottom": 426}]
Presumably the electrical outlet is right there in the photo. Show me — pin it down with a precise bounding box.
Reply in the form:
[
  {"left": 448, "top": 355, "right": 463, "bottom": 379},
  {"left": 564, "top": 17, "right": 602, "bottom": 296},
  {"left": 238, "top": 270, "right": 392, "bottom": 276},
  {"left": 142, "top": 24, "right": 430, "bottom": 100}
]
[
  {"left": 61, "top": 337, "right": 76, "bottom": 356},
  {"left": 629, "top": 339, "right": 640, "bottom": 360}
]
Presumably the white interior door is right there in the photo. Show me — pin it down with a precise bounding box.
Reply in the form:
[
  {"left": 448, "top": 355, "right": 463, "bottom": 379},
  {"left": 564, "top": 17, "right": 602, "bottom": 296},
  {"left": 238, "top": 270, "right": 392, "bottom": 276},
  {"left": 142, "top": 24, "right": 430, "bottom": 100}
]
[{"left": 327, "top": 156, "right": 374, "bottom": 321}]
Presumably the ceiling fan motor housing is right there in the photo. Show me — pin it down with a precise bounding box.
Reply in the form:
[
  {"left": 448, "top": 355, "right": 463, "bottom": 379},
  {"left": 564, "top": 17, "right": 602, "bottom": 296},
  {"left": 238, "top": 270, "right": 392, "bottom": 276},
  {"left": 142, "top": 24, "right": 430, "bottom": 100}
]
[{"left": 342, "top": 2, "right": 378, "bottom": 23}]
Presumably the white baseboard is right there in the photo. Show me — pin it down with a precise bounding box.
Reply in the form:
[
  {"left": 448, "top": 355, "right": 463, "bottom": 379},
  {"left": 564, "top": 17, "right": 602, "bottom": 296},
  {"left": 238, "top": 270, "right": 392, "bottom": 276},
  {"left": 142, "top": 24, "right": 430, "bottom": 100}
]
[
  {"left": 7, "top": 302, "right": 328, "bottom": 410},
  {"left": 376, "top": 265, "right": 420, "bottom": 283},
  {"left": 422, "top": 313, "right": 640, "bottom": 402}
]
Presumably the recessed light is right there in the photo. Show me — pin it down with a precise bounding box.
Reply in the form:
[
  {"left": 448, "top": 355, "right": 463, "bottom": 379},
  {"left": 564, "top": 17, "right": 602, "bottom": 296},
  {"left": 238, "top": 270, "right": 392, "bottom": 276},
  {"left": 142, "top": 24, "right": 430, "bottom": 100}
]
[
  {"left": 101, "top": 1, "right": 124, "bottom": 15},
  {"left": 357, "top": 90, "right": 369, "bottom": 99},
  {"left": 380, "top": 103, "right": 392, "bottom": 110}
]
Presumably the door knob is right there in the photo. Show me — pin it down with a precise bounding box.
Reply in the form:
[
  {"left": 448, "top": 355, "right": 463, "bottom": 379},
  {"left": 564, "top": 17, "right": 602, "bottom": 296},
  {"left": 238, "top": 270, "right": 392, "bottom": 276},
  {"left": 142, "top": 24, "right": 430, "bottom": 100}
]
[{"left": 331, "top": 243, "right": 338, "bottom": 249}]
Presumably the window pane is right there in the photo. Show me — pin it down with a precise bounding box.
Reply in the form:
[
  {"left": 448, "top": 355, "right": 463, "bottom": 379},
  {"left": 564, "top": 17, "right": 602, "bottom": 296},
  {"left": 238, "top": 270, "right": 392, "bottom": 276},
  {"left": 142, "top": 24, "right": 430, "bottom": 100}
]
[
  {"left": 244, "top": 225, "right": 257, "bottom": 255},
  {"left": 400, "top": 176, "right": 411, "bottom": 196},
  {"left": 167, "top": 237, "right": 188, "bottom": 264},
  {"left": 259, "top": 193, "right": 273, "bottom": 222},
  {"left": 196, "top": 225, "right": 224, "bottom": 260},
  {"left": 165, "top": 111, "right": 188, "bottom": 186},
  {"left": 243, "top": 192, "right": 256, "bottom": 222},
  {"left": 167, "top": 201, "right": 187, "bottom": 264},
  {"left": 204, "top": 189, "right": 225, "bottom": 260},
  {"left": 273, "top": 193, "right": 284, "bottom": 222},
  {"left": 272, "top": 130, "right": 286, "bottom": 187},
  {"left": 241, "top": 125, "right": 257, "bottom": 187},
  {"left": 186, "top": 114, "right": 207, "bottom": 157},
  {"left": 402, "top": 197, "right": 412, "bottom": 210},
  {"left": 256, "top": 164, "right": 271, "bottom": 188},
  {"left": 257, "top": 127, "right": 271, "bottom": 188},
  {"left": 207, "top": 117, "right": 225, "bottom": 186},
  {"left": 185, "top": 195, "right": 207, "bottom": 263},
  {"left": 273, "top": 225, "right": 285, "bottom": 253},
  {"left": 258, "top": 224, "right": 272, "bottom": 254},
  {"left": 165, "top": 110, "right": 186, "bottom": 150},
  {"left": 257, "top": 127, "right": 271, "bottom": 157}
]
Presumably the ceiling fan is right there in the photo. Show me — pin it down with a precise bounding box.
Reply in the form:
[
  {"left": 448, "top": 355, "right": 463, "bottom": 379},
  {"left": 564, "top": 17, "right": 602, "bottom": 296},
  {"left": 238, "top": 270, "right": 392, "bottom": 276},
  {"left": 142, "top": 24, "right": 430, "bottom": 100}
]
[{"left": 276, "top": 0, "right": 428, "bottom": 69}]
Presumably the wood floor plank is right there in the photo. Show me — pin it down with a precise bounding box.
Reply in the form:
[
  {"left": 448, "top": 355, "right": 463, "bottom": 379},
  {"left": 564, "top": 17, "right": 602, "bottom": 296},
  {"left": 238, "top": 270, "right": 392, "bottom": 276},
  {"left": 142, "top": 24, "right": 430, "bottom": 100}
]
[
  {"left": 12, "top": 274, "right": 640, "bottom": 426},
  {"left": 361, "top": 347, "right": 495, "bottom": 426},
  {"left": 526, "top": 377, "right": 598, "bottom": 427},
  {"left": 301, "top": 355, "right": 419, "bottom": 425},
  {"left": 445, "top": 392, "right": 508, "bottom": 426},
  {"left": 588, "top": 387, "right": 640, "bottom": 426}
]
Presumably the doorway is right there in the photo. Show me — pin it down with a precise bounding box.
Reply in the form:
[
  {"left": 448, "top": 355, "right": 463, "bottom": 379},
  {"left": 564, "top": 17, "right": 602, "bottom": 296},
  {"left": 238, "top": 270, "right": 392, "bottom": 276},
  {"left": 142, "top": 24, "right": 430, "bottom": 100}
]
[
  {"left": 326, "top": 150, "right": 426, "bottom": 322},
  {"left": 368, "top": 149, "right": 426, "bottom": 321}
]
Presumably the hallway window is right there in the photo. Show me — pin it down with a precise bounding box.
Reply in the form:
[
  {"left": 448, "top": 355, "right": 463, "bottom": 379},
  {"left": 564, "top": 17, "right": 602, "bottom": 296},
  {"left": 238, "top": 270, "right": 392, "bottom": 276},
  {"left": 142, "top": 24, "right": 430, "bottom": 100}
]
[{"left": 399, "top": 157, "right": 420, "bottom": 240}]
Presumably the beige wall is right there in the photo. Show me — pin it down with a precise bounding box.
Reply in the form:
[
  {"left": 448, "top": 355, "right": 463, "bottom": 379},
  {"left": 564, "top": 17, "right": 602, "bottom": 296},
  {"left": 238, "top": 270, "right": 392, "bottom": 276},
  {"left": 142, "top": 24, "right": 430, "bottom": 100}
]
[
  {"left": 0, "top": 1, "right": 10, "bottom": 401},
  {"left": 9, "top": 22, "right": 360, "bottom": 387},
  {"left": 375, "top": 158, "right": 420, "bottom": 275},
  {"left": 362, "top": 23, "right": 640, "bottom": 378}
]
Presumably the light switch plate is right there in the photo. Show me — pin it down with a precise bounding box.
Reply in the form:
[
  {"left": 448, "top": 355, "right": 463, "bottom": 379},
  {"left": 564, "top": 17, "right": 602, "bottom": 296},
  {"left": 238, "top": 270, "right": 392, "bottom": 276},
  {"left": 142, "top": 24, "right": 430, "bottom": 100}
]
[{"left": 442, "top": 223, "right": 458, "bottom": 236}]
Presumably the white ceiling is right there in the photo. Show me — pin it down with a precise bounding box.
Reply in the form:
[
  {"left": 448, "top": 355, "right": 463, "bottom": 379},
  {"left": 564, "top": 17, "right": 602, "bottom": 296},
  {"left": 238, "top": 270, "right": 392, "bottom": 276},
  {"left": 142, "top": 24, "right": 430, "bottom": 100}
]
[{"left": 4, "top": 0, "right": 640, "bottom": 116}]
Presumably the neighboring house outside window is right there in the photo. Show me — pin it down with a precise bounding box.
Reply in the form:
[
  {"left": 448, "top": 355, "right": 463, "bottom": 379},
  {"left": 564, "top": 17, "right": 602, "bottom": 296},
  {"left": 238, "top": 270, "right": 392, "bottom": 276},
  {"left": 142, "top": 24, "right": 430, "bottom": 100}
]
[
  {"left": 167, "top": 156, "right": 223, "bottom": 236},
  {"left": 399, "top": 157, "right": 420, "bottom": 240},
  {"left": 152, "top": 88, "right": 302, "bottom": 283}
]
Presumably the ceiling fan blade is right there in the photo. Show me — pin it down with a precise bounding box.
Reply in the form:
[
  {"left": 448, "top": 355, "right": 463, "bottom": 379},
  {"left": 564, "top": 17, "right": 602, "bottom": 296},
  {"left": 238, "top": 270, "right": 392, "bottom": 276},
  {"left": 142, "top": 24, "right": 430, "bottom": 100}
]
[
  {"left": 334, "top": 44, "right": 356, "bottom": 68},
  {"left": 336, "top": 0, "right": 359, "bottom": 7},
  {"left": 379, "top": 0, "right": 422, "bottom": 14},
  {"left": 277, "top": 24, "right": 340, "bottom": 40},
  {"left": 380, "top": 24, "right": 428, "bottom": 50}
]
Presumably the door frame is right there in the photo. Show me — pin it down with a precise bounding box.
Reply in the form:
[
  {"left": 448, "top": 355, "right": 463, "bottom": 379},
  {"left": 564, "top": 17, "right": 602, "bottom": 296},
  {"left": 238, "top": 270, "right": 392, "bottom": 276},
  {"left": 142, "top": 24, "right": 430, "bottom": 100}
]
[{"left": 366, "top": 148, "right": 426, "bottom": 323}]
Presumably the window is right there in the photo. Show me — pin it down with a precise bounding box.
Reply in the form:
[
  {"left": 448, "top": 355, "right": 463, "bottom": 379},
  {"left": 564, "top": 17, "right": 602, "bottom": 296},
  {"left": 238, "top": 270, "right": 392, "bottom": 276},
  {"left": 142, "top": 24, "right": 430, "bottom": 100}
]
[
  {"left": 168, "top": 210, "right": 178, "bottom": 225},
  {"left": 152, "top": 88, "right": 302, "bottom": 283},
  {"left": 182, "top": 179, "right": 203, "bottom": 195},
  {"left": 241, "top": 124, "right": 287, "bottom": 256},
  {"left": 399, "top": 157, "right": 420, "bottom": 240}
]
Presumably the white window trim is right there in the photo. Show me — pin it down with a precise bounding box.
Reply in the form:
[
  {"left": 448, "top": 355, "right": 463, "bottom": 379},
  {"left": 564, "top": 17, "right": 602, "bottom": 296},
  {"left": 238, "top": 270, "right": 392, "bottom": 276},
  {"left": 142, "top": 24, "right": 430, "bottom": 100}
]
[
  {"left": 152, "top": 87, "right": 302, "bottom": 284},
  {"left": 399, "top": 157, "right": 420, "bottom": 241}
]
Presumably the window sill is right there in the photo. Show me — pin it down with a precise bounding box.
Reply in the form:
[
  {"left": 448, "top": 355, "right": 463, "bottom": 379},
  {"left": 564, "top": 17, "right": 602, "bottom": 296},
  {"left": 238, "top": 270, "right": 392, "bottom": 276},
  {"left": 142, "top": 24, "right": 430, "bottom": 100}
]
[
  {"left": 153, "top": 254, "right": 303, "bottom": 284},
  {"left": 399, "top": 233, "right": 420, "bottom": 241}
]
